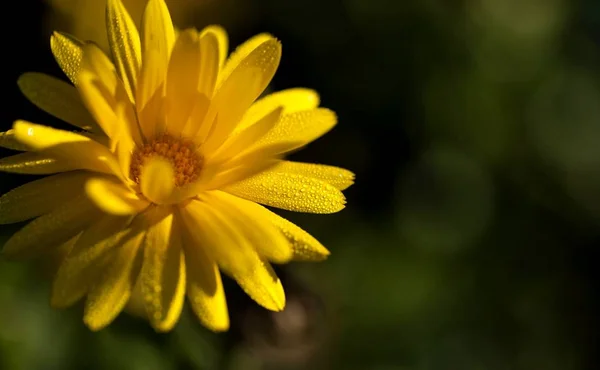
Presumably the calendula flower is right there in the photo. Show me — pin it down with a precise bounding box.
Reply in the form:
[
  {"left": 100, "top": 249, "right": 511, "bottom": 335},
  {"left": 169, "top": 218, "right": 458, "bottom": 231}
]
[{"left": 0, "top": 0, "right": 353, "bottom": 332}]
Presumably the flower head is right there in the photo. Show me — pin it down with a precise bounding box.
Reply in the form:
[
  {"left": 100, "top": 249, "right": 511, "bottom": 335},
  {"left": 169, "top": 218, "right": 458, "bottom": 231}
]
[{"left": 0, "top": 0, "right": 353, "bottom": 332}]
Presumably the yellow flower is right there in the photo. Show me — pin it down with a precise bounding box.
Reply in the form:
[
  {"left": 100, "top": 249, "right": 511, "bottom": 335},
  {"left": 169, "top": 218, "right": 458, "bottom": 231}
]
[{"left": 0, "top": 0, "right": 353, "bottom": 332}]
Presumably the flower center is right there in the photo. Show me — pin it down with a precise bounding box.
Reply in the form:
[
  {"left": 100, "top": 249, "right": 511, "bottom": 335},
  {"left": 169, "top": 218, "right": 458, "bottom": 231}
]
[{"left": 130, "top": 134, "right": 203, "bottom": 187}]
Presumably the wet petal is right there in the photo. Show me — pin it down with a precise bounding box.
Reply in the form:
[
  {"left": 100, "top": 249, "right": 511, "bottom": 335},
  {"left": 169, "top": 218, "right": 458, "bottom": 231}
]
[
  {"left": 224, "top": 170, "right": 346, "bottom": 214},
  {"left": 137, "top": 0, "right": 174, "bottom": 114},
  {"left": 140, "top": 206, "right": 186, "bottom": 332},
  {"left": 2, "top": 194, "right": 102, "bottom": 257},
  {"left": 13, "top": 120, "right": 119, "bottom": 175},
  {"left": 237, "top": 88, "right": 320, "bottom": 132},
  {"left": 197, "top": 30, "right": 219, "bottom": 98},
  {"left": 210, "top": 107, "right": 282, "bottom": 162},
  {"left": 178, "top": 211, "right": 229, "bottom": 332},
  {"left": 141, "top": 0, "right": 175, "bottom": 66},
  {"left": 184, "top": 191, "right": 285, "bottom": 312},
  {"left": 179, "top": 198, "right": 256, "bottom": 274},
  {"left": 217, "top": 33, "right": 273, "bottom": 87},
  {"left": 261, "top": 207, "right": 330, "bottom": 261},
  {"left": 233, "top": 258, "right": 285, "bottom": 312},
  {"left": 249, "top": 108, "right": 337, "bottom": 154},
  {"left": 137, "top": 69, "right": 166, "bottom": 140},
  {"left": 200, "top": 159, "right": 278, "bottom": 191},
  {"left": 106, "top": 0, "right": 141, "bottom": 102},
  {"left": 79, "top": 42, "right": 118, "bottom": 92},
  {"left": 204, "top": 37, "right": 281, "bottom": 153},
  {"left": 201, "top": 25, "right": 228, "bottom": 69},
  {"left": 271, "top": 161, "right": 354, "bottom": 190},
  {"left": 183, "top": 93, "right": 210, "bottom": 140},
  {"left": 51, "top": 215, "right": 132, "bottom": 308},
  {"left": 166, "top": 29, "right": 201, "bottom": 135},
  {"left": 0, "top": 130, "right": 29, "bottom": 151},
  {"left": 115, "top": 136, "right": 136, "bottom": 185},
  {"left": 77, "top": 72, "right": 120, "bottom": 139},
  {"left": 78, "top": 43, "right": 142, "bottom": 144},
  {"left": 86, "top": 177, "right": 149, "bottom": 215},
  {"left": 0, "top": 152, "right": 76, "bottom": 175},
  {"left": 18, "top": 73, "right": 100, "bottom": 132},
  {"left": 50, "top": 32, "right": 83, "bottom": 85},
  {"left": 0, "top": 171, "right": 92, "bottom": 224},
  {"left": 206, "top": 191, "right": 292, "bottom": 263},
  {"left": 84, "top": 214, "right": 146, "bottom": 330}
]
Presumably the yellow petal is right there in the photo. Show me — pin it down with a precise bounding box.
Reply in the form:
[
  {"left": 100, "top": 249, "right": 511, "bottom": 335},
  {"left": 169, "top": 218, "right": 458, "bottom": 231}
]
[
  {"left": 106, "top": 0, "right": 141, "bottom": 102},
  {"left": 250, "top": 108, "right": 337, "bottom": 154},
  {"left": 224, "top": 171, "right": 346, "bottom": 214},
  {"left": 50, "top": 32, "right": 83, "bottom": 85},
  {"left": 51, "top": 215, "right": 132, "bottom": 308},
  {"left": 204, "top": 37, "right": 282, "bottom": 153},
  {"left": 206, "top": 191, "right": 292, "bottom": 263},
  {"left": 178, "top": 211, "right": 229, "bottom": 332},
  {"left": 201, "top": 25, "right": 228, "bottom": 70},
  {"left": 201, "top": 159, "right": 278, "bottom": 191},
  {"left": 77, "top": 71, "right": 121, "bottom": 140},
  {"left": 140, "top": 157, "right": 175, "bottom": 205},
  {"left": 198, "top": 30, "right": 220, "bottom": 98},
  {"left": 0, "top": 130, "right": 28, "bottom": 151},
  {"left": 78, "top": 43, "right": 142, "bottom": 144},
  {"left": 191, "top": 141, "right": 292, "bottom": 193},
  {"left": 13, "top": 120, "right": 119, "bottom": 175},
  {"left": 140, "top": 206, "right": 186, "bottom": 332},
  {"left": 79, "top": 43, "right": 118, "bottom": 92},
  {"left": 182, "top": 93, "right": 210, "bottom": 140},
  {"left": 165, "top": 29, "right": 201, "bottom": 135},
  {"left": 213, "top": 141, "right": 294, "bottom": 172},
  {"left": 271, "top": 161, "right": 355, "bottom": 190},
  {"left": 261, "top": 207, "right": 330, "bottom": 261},
  {"left": 81, "top": 132, "right": 110, "bottom": 148},
  {"left": 47, "top": 234, "right": 79, "bottom": 273},
  {"left": 84, "top": 215, "right": 146, "bottom": 331},
  {"left": 18, "top": 73, "right": 100, "bottom": 132},
  {"left": 210, "top": 107, "right": 282, "bottom": 163},
  {"left": 115, "top": 136, "right": 135, "bottom": 185},
  {"left": 123, "top": 272, "right": 148, "bottom": 320},
  {"left": 2, "top": 194, "right": 102, "bottom": 257},
  {"left": 179, "top": 198, "right": 256, "bottom": 274},
  {"left": 86, "top": 177, "right": 149, "bottom": 216},
  {"left": 237, "top": 88, "right": 320, "bottom": 132},
  {"left": 137, "top": 0, "right": 174, "bottom": 114},
  {"left": 0, "top": 171, "right": 92, "bottom": 225},
  {"left": 233, "top": 258, "right": 285, "bottom": 312},
  {"left": 136, "top": 47, "right": 161, "bottom": 116},
  {"left": 180, "top": 197, "right": 284, "bottom": 310},
  {"left": 0, "top": 152, "right": 76, "bottom": 175},
  {"left": 141, "top": 0, "right": 175, "bottom": 68},
  {"left": 217, "top": 33, "right": 273, "bottom": 87},
  {"left": 137, "top": 67, "right": 166, "bottom": 140}
]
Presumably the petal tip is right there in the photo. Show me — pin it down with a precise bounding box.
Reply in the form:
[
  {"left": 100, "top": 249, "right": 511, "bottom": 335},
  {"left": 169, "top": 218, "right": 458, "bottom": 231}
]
[
  {"left": 270, "top": 247, "right": 294, "bottom": 264},
  {"left": 149, "top": 311, "right": 181, "bottom": 332},
  {"left": 268, "top": 281, "right": 286, "bottom": 312},
  {"left": 205, "top": 317, "right": 230, "bottom": 332},
  {"left": 83, "top": 316, "right": 108, "bottom": 332}
]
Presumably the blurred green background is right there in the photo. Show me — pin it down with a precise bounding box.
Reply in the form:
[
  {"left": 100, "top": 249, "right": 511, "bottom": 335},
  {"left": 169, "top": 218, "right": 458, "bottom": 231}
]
[{"left": 1, "top": 0, "right": 599, "bottom": 369}]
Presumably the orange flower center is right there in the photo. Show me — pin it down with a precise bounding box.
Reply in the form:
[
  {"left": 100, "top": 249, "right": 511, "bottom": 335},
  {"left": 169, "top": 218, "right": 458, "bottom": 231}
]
[{"left": 130, "top": 134, "right": 203, "bottom": 187}]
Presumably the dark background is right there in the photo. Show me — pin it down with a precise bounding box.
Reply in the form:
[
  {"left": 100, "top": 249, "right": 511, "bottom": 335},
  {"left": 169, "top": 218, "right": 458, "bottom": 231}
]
[{"left": 1, "top": 0, "right": 599, "bottom": 369}]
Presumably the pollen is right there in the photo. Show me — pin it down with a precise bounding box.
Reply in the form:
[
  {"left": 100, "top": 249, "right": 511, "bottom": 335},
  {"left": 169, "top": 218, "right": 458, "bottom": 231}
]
[{"left": 130, "top": 134, "right": 203, "bottom": 187}]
